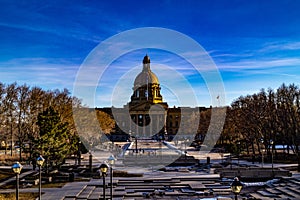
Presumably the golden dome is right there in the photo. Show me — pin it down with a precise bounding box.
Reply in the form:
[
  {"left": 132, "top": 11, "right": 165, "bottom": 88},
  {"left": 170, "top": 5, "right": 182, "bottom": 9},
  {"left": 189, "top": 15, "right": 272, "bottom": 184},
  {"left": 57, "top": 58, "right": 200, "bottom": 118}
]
[
  {"left": 134, "top": 70, "right": 159, "bottom": 86},
  {"left": 134, "top": 55, "right": 159, "bottom": 87}
]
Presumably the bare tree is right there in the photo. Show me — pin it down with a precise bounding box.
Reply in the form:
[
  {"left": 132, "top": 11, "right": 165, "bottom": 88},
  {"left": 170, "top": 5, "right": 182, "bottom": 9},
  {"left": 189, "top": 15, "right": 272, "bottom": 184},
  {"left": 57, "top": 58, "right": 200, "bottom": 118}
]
[
  {"left": 276, "top": 84, "right": 300, "bottom": 170},
  {"left": 3, "top": 83, "right": 18, "bottom": 156},
  {"left": 15, "top": 84, "right": 30, "bottom": 161},
  {"left": 0, "top": 83, "right": 7, "bottom": 153}
]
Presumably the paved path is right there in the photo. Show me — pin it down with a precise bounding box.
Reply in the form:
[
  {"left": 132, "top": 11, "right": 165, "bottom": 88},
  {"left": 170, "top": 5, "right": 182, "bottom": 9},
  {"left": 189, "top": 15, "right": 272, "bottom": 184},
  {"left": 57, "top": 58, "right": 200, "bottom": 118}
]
[
  {"left": 1, "top": 180, "right": 91, "bottom": 200},
  {"left": 41, "top": 181, "right": 89, "bottom": 200}
]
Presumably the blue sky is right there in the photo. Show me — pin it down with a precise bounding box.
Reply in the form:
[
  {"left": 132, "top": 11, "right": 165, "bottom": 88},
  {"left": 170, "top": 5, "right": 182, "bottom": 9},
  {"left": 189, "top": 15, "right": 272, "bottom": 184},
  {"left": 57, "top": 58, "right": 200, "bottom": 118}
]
[{"left": 1, "top": 0, "right": 300, "bottom": 108}]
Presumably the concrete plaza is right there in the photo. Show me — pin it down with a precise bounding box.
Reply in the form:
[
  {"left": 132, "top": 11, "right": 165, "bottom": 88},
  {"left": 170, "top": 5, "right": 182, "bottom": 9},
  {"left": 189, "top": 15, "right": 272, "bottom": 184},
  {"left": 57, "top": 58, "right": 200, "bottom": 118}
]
[{"left": 1, "top": 140, "right": 299, "bottom": 199}]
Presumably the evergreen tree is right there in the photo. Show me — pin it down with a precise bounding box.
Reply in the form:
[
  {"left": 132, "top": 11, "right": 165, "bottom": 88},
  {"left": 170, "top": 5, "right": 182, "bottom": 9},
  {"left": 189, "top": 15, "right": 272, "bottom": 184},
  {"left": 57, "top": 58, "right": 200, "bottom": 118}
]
[{"left": 36, "top": 107, "right": 72, "bottom": 168}]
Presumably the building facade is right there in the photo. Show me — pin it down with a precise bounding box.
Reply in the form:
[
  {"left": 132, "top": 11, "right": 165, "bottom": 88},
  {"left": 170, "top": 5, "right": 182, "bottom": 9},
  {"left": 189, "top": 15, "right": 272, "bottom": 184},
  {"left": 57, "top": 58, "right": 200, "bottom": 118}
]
[{"left": 97, "top": 55, "right": 208, "bottom": 141}]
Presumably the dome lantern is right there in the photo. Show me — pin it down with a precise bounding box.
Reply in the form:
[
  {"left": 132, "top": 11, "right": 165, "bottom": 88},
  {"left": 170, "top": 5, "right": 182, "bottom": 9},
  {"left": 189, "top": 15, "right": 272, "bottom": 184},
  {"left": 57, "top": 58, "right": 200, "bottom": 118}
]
[{"left": 143, "top": 55, "right": 150, "bottom": 64}]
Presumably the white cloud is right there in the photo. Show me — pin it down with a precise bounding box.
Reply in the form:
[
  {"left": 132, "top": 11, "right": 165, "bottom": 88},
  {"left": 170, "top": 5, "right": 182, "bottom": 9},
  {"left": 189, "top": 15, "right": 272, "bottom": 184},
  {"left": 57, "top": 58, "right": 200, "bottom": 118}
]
[
  {"left": 259, "top": 41, "right": 300, "bottom": 52},
  {"left": 0, "top": 57, "right": 79, "bottom": 90},
  {"left": 217, "top": 58, "right": 300, "bottom": 71}
]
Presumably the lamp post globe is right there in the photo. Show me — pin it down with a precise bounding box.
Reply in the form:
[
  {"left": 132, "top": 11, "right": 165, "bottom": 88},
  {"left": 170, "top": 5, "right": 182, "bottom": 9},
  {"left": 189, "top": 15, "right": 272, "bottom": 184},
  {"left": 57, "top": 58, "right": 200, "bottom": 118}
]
[
  {"left": 12, "top": 162, "right": 23, "bottom": 174},
  {"left": 100, "top": 163, "right": 109, "bottom": 175},
  {"left": 36, "top": 155, "right": 45, "bottom": 166},
  {"left": 12, "top": 162, "right": 23, "bottom": 200},
  {"left": 231, "top": 177, "right": 243, "bottom": 200},
  {"left": 107, "top": 155, "right": 116, "bottom": 165}
]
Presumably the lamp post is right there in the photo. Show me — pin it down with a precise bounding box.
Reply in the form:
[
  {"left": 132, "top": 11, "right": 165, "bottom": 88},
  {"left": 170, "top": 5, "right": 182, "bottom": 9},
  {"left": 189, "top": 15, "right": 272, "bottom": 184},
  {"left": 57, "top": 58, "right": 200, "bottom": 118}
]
[
  {"left": 260, "top": 138, "right": 264, "bottom": 168},
  {"left": 237, "top": 141, "right": 241, "bottom": 170},
  {"left": 78, "top": 141, "right": 82, "bottom": 166},
  {"left": 89, "top": 152, "right": 93, "bottom": 172},
  {"left": 231, "top": 177, "right": 243, "bottom": 200},
  {"left": 12, "top": 162, "right": 23, "bottom": 200},
  {"left": 129, "top": 130, "right": 137, "bottom": 153},
  {"left": 135, "top": 136, "right": 138, "bottom": 153},
  {"left": 36, "top": 155, "right": 45, "bottom": 200},
  {"left": 107, "top": 155, "right": 116, "bottom": 200},
  {"left": 100, "top": 163, "right": 109, "bottom": 200},
  {"left": 270, "top": 140, "right": 274, "bottom": 176},
  {"left": 164, "top": 128, "right": 168, "bottom": 141}
]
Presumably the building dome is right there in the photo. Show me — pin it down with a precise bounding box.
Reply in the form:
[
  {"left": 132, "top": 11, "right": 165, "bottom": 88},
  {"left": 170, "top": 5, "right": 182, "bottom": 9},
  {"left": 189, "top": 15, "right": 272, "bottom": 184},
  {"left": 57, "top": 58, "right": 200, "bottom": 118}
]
[
  {"left": 129, "top": 55, "right": 167, "bottom": 112},
  {"left": 134, "top": 55, "right": 159, "bottom": 87}
]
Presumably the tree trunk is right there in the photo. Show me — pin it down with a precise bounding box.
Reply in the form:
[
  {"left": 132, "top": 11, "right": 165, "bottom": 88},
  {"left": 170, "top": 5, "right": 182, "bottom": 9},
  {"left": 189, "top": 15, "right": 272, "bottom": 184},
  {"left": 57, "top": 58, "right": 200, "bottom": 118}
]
[
  {"left": 19, "top": 145, "right": 22, "bottom": 161},
  {"left": 10, "top": 123, "right": 13, "bottom": 156},
  {"left": 246, "top": 141, "right": 250, "bottom": 155},
  {"left": 251, "top": 142, "right": 255, "bottom": 158},
  {"left": 46, "top": 157, "right": 49, "bottom": 174}
]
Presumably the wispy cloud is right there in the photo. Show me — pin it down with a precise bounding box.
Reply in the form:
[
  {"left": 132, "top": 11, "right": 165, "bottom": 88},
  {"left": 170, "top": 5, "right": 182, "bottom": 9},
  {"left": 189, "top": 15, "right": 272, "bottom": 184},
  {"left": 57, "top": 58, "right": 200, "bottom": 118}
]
[
  {"left": 259, "top": 41, "right": 300, "bottom": 52},
  {"left": 218, "top": 58, "right": 300, "bottom": 70},
  {"left": 0, "top": 57, "right": 79, "bottom": 90}
]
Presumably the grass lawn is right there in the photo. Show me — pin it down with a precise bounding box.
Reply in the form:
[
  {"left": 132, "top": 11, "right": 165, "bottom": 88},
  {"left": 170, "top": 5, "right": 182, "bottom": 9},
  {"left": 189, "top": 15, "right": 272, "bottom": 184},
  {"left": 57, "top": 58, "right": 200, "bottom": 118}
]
[
  {"left": 32, "top": 182, "right": 66, "bottom": 188},
  {"left": 0, "top": 192, "right": 38, "bottom": 200},
  {"left": 0, "top": 171, "right": 14, "bottom": 181}
]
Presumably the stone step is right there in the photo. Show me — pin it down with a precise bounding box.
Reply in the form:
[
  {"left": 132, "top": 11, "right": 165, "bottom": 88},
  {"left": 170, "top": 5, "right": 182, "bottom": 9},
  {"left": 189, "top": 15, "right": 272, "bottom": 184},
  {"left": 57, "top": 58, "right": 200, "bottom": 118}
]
[
  {"left": 274, "top": 187, "right": 299, "bottom": 198},
  {"left": 250, "top": 192, "right": 272, "bottom": 200},
  {"left": 288, "top": 178, "right": 300, "bottom": 186},
  {"left": 264, "top": 187, "right": 282, "bottom": 195},
  {"left": 87, "top": 192, "right": 101, "bottom": 199},
  {"left": 286, "top": 186, "right": 300, "bottom": 196},
  {"left": 77, "top": 185, "right": 96, "bottom": 199},
  {"left": 257, "top": 190, "right": 278, "bottom": 198},
  {"left": 63, "top": 198, "right": 76, "bottom": 200},
  {"left": 99, "top": 188, "right": 110, "bottom": 199}
]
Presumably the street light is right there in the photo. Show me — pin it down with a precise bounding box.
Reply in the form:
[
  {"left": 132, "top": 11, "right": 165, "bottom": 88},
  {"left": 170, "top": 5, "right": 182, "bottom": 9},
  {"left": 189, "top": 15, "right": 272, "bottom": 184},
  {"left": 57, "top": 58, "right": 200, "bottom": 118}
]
[
  {"left": 270, "top": 140, "right": 274, "bottom": 176},
  {"left": 231, "top": 177, "right": 243, "bottom": 200},
  {"left": 260, "top": 138, "right": 264, "bottom": 168},
  {"left": 107, "top": 155, "right": 116, "bottom": 200},
  {"left": 36, "top": 155, "right": 45, "bottom": 200},
  {"left": 12, "top": 162, "right": 23, "bottom": 200},
  {"left": 78, "top": 141, "right": 82, "bottom": 166},
  {"left": 129, "top": 130, "right": 138, "bottom": 153},
  {"left": 164, "top": 128, "right": 168, "bottom": 141},
  {"left": 99, "top": 163, "right": 109, "bottom": 199},
  {"left": 237, "top": 141, "right": 241, "bottom": 169}
]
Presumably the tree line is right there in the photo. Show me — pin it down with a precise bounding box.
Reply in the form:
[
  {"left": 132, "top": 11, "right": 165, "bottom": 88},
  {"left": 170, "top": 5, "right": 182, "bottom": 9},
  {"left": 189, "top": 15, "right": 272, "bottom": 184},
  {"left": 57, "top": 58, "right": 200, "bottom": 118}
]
[
  {"left": 0, "top": 82, "right": 82, "bottom": 166},
  {"left": 221, "top": 83, "right": 300, "bottom": 170},
  {"left": 2, "top": 81, "right": 300, "bottom": 170},
  {"left": 0, "top": 82, "right": 116, "bottom": 169}
]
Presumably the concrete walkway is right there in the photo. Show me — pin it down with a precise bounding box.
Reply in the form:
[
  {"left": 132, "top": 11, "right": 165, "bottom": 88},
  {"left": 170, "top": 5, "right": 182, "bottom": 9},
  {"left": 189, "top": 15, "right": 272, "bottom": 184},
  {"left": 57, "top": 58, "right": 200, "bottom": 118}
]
[
  {"left": 0, "top": 179, "right": 91, "bottom": 200},
  {"left": 41, "top": 181, "right": 89, "bottom": 200}
]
